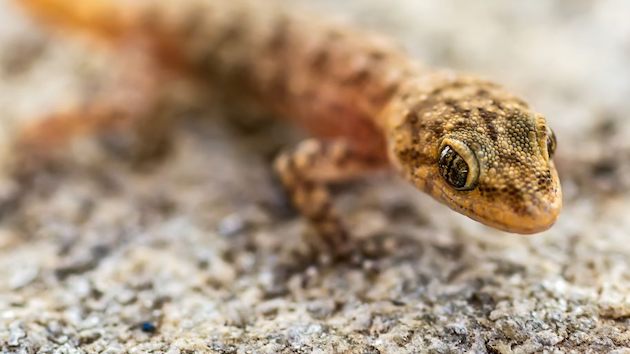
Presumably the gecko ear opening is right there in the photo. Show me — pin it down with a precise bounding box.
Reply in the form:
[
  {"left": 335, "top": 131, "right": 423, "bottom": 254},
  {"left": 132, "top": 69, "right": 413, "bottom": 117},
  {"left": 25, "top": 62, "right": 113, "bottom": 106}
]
[{"left": 438, "top": 139, "right": 480, "bottom": 191}]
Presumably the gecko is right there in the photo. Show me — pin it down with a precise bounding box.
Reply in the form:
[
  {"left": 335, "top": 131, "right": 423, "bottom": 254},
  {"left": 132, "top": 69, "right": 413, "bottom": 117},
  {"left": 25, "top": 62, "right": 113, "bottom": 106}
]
[{"left": 11, "top": 0, "right": 562, "bottom": 257}]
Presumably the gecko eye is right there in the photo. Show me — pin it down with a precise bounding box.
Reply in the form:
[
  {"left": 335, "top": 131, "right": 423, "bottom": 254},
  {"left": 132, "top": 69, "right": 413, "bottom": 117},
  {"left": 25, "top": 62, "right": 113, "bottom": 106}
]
[
  {"left": 546, "top": 128, "right": 557, "bottom": 159},
  {"left": 438, "top": 140, "right": 480, "bottom": 191},
  {"left": 536, "top": 115, "right": 557, "bottom": 161}
]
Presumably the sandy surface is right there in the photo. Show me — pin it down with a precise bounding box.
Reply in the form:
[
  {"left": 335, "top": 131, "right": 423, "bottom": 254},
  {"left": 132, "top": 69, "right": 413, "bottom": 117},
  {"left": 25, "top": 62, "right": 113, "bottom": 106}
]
[{"left": 1, "top": 0, "right": 629, "bottom": 353}]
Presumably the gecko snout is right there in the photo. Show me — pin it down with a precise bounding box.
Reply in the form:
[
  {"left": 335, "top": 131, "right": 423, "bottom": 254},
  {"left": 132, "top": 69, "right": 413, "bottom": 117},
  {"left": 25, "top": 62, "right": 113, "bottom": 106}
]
[
  {"left": 506, "top": 188, "right": 562, "bottom": 234},
  {"left": 480, "top": 164, "right": 563, "bottom": 235}
]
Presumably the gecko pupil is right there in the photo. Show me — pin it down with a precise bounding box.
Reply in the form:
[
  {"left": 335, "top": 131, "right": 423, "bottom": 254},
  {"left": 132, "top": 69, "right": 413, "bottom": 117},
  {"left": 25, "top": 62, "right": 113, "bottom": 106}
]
[{"left": 439, "top": 146, "right": 469, "bottom": 189}]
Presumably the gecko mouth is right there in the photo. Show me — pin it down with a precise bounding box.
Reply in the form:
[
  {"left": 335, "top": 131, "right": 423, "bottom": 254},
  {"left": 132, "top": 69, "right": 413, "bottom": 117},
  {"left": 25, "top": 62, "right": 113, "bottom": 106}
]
[{"left": 434, "top": 184, "right": 562, "bottom": 234}]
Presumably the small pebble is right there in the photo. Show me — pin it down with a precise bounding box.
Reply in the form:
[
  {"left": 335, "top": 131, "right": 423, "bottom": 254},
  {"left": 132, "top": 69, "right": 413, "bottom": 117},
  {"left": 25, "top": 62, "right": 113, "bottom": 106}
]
[{"left": 140, "top": 321, "right": 157, "bottom": 333}]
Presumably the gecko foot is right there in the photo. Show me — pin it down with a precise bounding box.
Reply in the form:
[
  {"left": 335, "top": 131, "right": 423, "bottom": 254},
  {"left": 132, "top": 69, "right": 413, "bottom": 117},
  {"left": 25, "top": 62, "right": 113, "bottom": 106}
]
[{"left": 273, "top": 138, "right": 386, "bottom": 261}]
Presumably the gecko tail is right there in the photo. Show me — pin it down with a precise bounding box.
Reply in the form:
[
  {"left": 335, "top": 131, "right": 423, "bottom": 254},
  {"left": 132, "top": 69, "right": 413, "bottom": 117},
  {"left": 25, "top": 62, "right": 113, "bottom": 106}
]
[
  {"left": 16, "top": 0, "right": 189, "bottom": 68},
  {"left": 17, "top": 0, "right": 135, "bottom": 41}
]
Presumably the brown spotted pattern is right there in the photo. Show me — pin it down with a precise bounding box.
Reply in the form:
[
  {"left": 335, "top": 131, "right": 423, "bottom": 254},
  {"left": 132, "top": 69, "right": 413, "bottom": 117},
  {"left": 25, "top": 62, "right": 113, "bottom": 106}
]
[
  {"left": 15, "top": 0, "right": 561, "bottom": 240},
  {"left": 386, "top": 73, "right": 561, "bottom": 233}
]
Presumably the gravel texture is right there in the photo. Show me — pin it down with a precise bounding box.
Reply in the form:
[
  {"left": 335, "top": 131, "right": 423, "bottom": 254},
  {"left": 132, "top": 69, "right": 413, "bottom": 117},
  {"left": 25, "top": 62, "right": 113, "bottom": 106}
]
[{"left": 1, "top": 0, "right": 629, "bottom": 353}]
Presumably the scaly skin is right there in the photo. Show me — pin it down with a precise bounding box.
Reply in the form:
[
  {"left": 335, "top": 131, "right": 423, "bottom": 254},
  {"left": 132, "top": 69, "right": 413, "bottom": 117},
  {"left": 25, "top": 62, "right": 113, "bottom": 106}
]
[{"left": 14, "top": 0, "right": 562, "bottom": 250}]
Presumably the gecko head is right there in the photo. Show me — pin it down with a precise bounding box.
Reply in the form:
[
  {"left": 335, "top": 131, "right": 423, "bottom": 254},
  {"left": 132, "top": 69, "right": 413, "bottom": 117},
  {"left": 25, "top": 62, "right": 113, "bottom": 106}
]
[{"left": 389, "top": 77, "right": 562, "bottom": 234}]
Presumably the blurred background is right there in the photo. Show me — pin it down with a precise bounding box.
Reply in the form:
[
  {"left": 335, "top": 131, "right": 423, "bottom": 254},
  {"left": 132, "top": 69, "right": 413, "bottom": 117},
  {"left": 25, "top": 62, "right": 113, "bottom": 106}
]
[{"left": 0, "top": 0, "right": 629, "bottom": 352}]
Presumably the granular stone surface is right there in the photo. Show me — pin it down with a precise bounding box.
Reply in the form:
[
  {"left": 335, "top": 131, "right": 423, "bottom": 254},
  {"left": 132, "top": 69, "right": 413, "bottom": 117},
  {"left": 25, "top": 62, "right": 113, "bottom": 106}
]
[{"left": 1, "top": 0, "right": 629, "bottom": 353}]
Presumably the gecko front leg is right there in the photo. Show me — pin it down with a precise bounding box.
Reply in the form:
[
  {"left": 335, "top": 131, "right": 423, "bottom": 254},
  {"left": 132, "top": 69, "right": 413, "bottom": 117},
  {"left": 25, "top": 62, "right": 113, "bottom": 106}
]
[{"left": 274, "top": 139, "right": 388, "bottom": 260}]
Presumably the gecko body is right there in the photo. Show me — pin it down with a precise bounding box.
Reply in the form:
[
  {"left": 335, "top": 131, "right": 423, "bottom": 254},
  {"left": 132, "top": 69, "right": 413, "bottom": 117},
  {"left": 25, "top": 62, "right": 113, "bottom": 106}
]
[{"left": 14, "top": 0, "right": 562, "bottom": 253}]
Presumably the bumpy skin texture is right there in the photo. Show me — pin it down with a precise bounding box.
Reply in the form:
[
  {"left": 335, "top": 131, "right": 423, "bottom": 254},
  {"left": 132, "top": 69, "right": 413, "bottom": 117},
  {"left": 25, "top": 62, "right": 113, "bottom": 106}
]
[
  {"left": 386, "top": 73, "right": 561, "bottom": 233},
  {"left": 14, "top": 0, "right": 562, "bottom": 245}
]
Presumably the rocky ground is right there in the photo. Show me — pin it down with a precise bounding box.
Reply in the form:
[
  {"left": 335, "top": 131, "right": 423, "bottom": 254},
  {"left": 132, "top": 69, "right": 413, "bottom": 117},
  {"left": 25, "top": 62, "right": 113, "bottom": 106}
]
[{"left": 1, "top": 0, "right": 629, "bottom": 353}]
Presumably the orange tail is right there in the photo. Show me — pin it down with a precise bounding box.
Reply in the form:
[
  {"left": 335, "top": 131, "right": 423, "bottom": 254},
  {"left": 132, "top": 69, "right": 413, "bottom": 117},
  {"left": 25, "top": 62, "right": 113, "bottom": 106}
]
[{"left": 17, "top": 0, "right": 135, "bottom": 41}]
